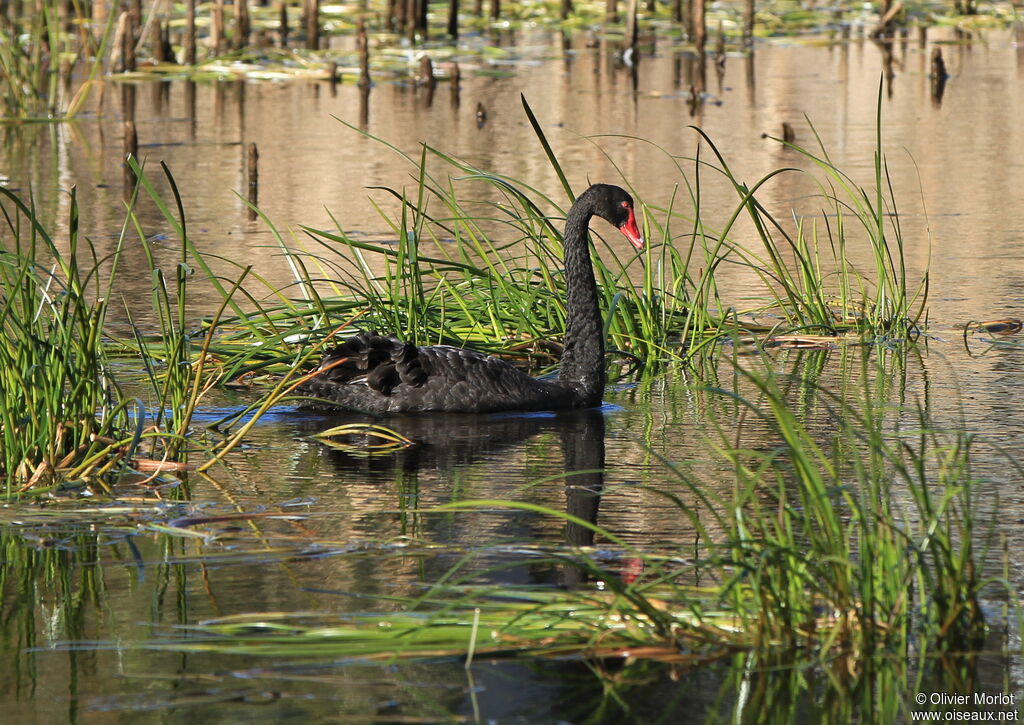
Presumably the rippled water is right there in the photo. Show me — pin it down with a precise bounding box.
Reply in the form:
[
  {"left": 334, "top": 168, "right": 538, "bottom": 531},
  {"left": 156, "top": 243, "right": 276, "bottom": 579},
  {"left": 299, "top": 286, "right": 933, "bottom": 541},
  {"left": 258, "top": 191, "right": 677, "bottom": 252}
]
[{"left": 3, "top": 23, "right": 1024, "bottom": 723}]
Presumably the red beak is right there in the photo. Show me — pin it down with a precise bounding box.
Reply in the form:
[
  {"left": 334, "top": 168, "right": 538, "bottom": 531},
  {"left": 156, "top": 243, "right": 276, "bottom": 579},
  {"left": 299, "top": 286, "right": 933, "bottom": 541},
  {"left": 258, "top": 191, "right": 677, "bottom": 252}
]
[{"left": 618, "top": 206, "right": 644, "bottom": 250}]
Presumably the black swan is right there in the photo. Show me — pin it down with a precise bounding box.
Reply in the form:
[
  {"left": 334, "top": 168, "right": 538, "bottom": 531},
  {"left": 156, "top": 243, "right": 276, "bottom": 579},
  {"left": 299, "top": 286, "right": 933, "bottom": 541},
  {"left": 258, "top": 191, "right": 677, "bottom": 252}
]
[{"left": 299, "top": 183, "right": 644, "bottom": 414}]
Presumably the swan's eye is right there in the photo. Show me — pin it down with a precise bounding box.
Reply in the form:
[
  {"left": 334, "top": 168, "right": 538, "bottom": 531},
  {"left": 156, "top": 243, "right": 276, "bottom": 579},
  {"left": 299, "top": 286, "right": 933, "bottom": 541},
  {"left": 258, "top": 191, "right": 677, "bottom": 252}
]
[{"left": 620, "top": 200, "right": 630, "bottom": 209}]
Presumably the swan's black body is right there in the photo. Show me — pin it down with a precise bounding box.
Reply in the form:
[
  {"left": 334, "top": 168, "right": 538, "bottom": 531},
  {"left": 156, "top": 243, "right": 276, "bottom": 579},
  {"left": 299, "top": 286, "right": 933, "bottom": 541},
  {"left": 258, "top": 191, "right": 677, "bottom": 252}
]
[{"left": 299, "top": 184, "right": 644, "bottom": 414}]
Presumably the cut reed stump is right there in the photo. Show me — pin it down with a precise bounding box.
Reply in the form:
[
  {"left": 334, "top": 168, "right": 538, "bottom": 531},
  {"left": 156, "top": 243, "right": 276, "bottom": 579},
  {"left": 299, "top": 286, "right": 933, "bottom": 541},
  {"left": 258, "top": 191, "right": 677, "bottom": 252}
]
[
  {"left": 278, "top": 1, "right": 289, "bottom": 46},
  {"left": 490, "top": 0, "right": 500, "bottom": 21},
  {"left": 606, "top": 0, "right": 618, "bottom": 24},
  {"left": 715, "top": 20, "right": 725, "bottom": 68},
  {"left": 234, "top": 0, "right": 251, "bottom": 50},
  {"left": 406, "top": 0, "right": 417, "bottom": 42},
  {"left": 112, "top": 11, "right": 129, "bottom": 72},
  {"left": 246, "top": 143, "right": 259, "bottom": 220},
  {"left": 152, "top": 21, "right": 174, "bottom": 63},
  {"left": 358, "top": 18, "right": 371, "bottom": 87},
  {"left": 448, "top": 0, "right": 458, "bottom": 38},
  {"left": 450, "top": 61, "right": 460, "bottom": 106},
  {"left": 419, "top": 55, "right": 436, "bottom": 107},
  {"left": 122, "top": 86, "right": 137, "bottom": 194},
  {"left": 625, "top": 0, "right": 638, "bottom": 59},
  {"left": 212, "top": 0, "right": 225, "bottom": 56},
  {"left": 561, "top": 0, "right": 573, "bottom": 20},
  {"left": 692, "top": 0, "right": 706, "bottom": 92},
  {"left": 359, "top": 85, "right": 370, "bottom": 127},
  {"left": 328, "top": 60, "right": 338, "bottom": 93},
  {"left": 305, "top": 0, "right": 320, "bottom": 50},
  {"left": 125, "top": 9, "right": 137, "bottom": 71},
  {"left": 930, "top": 47, "right": 948, "bottom": 103},
  {"left": 742, "top": 0, "right": 753, "bottom": 47},
  {"left": 185, "top": 0, "right": 197, "bottom": 64}
]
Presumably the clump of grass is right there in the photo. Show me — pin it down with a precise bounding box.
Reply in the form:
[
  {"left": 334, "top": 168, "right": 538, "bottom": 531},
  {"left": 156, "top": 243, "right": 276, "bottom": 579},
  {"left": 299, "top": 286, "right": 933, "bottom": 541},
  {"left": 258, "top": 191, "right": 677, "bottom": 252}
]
[
  {"left": 0, "top": 186, "right": 142, "bottom": 492},
  {"left": 237, "top": 93, "right": 925, "bottom": 380},
  {"left": 703, "top": 350, "right": 986, "bottom": 659},
  {"left": 0, "top": 163, "right": 242, "bottom": 493}
]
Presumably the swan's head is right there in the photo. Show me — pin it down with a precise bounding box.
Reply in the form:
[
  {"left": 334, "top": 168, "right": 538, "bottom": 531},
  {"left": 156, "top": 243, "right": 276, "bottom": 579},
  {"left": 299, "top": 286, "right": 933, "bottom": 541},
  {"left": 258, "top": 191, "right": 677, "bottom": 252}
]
[{"left": 587, "top": 184, "right": 644, "bottom": 250}]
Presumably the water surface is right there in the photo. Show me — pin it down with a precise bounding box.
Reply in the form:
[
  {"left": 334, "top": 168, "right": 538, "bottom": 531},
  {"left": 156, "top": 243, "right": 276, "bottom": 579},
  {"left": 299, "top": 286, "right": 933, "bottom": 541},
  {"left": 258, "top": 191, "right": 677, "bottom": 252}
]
[{"left": 3, "top": 23, "right": 1024, "bottom": 723}]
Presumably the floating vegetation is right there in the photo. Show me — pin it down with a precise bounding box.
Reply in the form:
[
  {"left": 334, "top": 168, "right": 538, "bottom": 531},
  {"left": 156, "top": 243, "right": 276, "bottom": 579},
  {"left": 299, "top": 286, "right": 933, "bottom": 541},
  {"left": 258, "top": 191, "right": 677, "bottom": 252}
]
[
  {"left": 968, "top": 318, "right": 1023, "bottom": 336},
  {"left": 961, "top": 317, "right": 1024, "bottom": 354},
  {"left": 313, "top": 423, "right": 417, "bottom": 454}
]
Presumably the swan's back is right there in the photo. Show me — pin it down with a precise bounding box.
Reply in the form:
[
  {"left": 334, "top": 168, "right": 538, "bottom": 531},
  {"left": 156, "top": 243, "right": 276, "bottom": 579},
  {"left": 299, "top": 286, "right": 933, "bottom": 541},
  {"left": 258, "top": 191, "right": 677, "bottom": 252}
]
[{"left": 298, "top": 332, "right": 575, "bottom": 414}]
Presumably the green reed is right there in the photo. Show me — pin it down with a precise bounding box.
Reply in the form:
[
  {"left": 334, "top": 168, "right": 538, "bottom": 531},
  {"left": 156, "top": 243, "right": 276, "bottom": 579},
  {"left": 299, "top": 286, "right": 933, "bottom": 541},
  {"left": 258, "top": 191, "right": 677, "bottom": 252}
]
[
  {"left": 0, "top": 0, "right": 113, "bottom": 120},
  {"left": 0, "top": 165, "right": 239, "bottom": 491},
  {"left": 256, "top": 95, "right": 923, "bottom": 381},
  {"left": 0, "top": 185, "right": 140, "bottom": 492}
]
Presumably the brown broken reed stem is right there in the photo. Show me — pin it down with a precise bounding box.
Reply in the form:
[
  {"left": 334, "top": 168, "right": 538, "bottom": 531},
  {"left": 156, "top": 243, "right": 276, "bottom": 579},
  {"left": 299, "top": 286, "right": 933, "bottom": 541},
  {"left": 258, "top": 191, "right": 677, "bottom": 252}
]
[
  {"left": 743, "top": 0, "right": 753, "bottom": 46},
  {"left": 930, "top": 47, "right": 947, "bottom": 102},
  {"left": 561, "top": 0, "right": 573, "bottom": 20},
  {"left": 607, "top": 0, "right": 618, "bottom": 23},
  {"left": 625, "top": 0, "right": 638, "bottom": 54},
  {"left": 715, "top": 20, "right": 725, "bottom": 64},
  {"left": 247, "top": 143, "right": 259, "bottom": 220},
  {"left": 112, "top": 11, "right": 128, "bottom": 72},
  {"left": 693, "top": 0, "right": 706, "bottom": 57},
  {"left": 490, "top": 0, "right": 499, "bottom": 21},
  {"left": 125, "top": 9, "right": 137, "bottom": 71},
  {"left": 130, "top": 0, "right": 141, "bottom": 37},
  {"left": 157, "top": 21, "right": 174, "bottom": 63},
  {"left": 358, "top": 17, "right": 370, "bottom": 87},
  {"left": 212, "top": 0, "right": 225, "bottom": 55},
  {"left": 234, "top": 0, "right": 251, "bottom": 50},
  {"left": 450, "top": 61, "right": 460, "bottom": 106},
  {"left": 306, "top": 0, "right": 319, "bottom": 50},
  {"left": 359, "top": 84, "right": 370, "bottom": 127},
  {"left": 420, "top": 55, "right": 436, "bottom": 106},
  {"left": 278, "top": 1, "right": 289, "bottom": 46},
  {"left": 122, "top": 89, "right": 138, "bottom": 195},
  {"left": 185, "top": 0, "right": 196, "bottom": 64},
  {"left": 448, "top": 0, "right": 458, "bottom": 37},
  {"left": 328, "top": 60, "right": 338, "bottom": 92},
  {"left": 419, "top": 55, "right": 436, "bottom": 90}
]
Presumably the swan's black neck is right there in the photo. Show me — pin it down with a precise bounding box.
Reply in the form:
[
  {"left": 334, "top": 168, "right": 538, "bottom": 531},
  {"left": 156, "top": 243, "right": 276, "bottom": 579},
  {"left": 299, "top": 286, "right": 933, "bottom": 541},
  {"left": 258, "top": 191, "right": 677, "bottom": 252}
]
[{"left": 558, "top": 195, "right": 606, "bottom": 407}]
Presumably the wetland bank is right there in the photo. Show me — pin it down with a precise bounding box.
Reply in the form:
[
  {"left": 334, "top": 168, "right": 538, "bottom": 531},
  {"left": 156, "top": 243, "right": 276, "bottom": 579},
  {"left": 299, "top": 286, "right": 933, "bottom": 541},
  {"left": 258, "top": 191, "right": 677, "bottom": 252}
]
[{"left": 2, "top": 0, "right": 1024, "bottom": 721}]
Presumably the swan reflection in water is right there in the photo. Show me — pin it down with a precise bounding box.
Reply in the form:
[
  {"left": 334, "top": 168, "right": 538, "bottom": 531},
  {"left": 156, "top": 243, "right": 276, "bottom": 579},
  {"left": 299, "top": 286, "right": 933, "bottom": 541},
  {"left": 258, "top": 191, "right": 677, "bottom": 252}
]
[{"left": 295, "top": 407, "right": 627, "bottom": 587}]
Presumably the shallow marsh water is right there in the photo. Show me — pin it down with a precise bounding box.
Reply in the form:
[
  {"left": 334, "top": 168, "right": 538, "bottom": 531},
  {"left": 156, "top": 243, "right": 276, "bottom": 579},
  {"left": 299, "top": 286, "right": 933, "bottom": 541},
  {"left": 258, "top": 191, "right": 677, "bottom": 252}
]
[{"left": 3, "top": 22, "right": 1024, "bottom": 723}]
